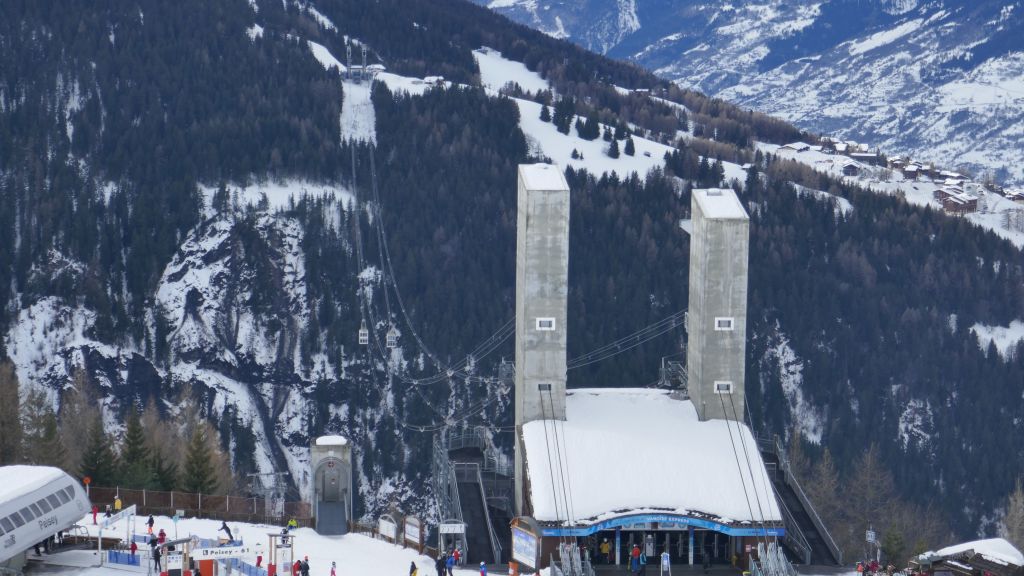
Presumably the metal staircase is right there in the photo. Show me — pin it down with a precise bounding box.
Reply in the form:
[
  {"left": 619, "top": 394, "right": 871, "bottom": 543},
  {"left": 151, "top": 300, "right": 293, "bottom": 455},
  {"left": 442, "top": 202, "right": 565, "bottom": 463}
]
[{"left": 758, "top": 435, "right": 843, "bottom": 565}]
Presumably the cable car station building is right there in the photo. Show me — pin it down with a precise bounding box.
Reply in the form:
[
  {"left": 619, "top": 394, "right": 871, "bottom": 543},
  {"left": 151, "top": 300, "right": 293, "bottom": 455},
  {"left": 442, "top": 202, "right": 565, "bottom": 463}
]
[{"left": 510, "top": 170, "right": 829, "bottom": 572}]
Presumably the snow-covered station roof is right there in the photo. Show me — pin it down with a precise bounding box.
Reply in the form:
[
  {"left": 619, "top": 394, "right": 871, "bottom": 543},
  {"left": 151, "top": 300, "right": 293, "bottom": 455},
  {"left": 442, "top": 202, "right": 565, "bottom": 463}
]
[
  {"left": 925, "top": 538, "right": 1024, "bottom": 568},
  {"left": 521, "top": 389, "right": 781, "bottom": 532}
]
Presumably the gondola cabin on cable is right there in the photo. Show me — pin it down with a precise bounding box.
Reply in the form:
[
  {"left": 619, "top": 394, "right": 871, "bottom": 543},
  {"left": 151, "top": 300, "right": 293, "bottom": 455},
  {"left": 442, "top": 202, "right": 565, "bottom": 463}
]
[
  {"left": 358, "top": 320, "right": 369, "bottom": 346},
  {"left": 386, "top": 326, "right": 399, "bottom": 349},
  {"left": 0, "top": 466, "right": 90, "bottom": 569}
]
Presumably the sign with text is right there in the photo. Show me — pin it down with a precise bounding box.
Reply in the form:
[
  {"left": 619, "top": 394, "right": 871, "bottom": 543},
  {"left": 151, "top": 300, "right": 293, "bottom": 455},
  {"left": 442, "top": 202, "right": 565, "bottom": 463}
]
[
  {"left": 166, "top": 552, "right": 183, "bottom": 570},
  {"left": 540, "top": 513, "right": 786, "bottom": 538},
  {"left": 512, "top": 526, "right": 538, "bottom": 568},
  {"left": 101, "top": 504, "right": 137, "bottom": 528},
  {"left": 439, "top": 522, "right": 466, "bottom": 534},
  {"left": 379, "top": 517, "right": 398, "bottom": 540},
  {"left": 404, "top": 517, "right": 423, "bottom": 547},
  {"left": 193, "top": 545, "right": 252, "bottom": 559}
]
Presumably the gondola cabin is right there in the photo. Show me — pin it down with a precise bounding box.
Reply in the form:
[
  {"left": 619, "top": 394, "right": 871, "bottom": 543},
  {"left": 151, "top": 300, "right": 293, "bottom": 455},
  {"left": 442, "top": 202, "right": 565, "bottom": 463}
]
[
  {"left": 0, "top": 466, "right": 90, "bottom": 568},
  {"left": 358, "top": 321, "right": 369, "bottom": 346}
]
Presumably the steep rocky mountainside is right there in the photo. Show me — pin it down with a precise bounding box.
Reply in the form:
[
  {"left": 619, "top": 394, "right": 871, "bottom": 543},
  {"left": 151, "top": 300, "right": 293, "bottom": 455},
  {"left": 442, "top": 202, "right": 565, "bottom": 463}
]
[
  {"left": 3, "top": 0, "right": 1024, "bottom": 537},
  {"left": 479, "top": 0, "right": 1024, "bottom": 185}
]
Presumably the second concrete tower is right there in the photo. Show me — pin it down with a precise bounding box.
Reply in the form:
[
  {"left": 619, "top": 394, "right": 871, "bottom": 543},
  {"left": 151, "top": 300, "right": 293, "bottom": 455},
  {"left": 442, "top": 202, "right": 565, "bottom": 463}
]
[
  {"left": 686, "top": 188, "right": 750, "bottom": 422},
  {"left": 514, "top": 164, "right": 570, "bottom": 515}
]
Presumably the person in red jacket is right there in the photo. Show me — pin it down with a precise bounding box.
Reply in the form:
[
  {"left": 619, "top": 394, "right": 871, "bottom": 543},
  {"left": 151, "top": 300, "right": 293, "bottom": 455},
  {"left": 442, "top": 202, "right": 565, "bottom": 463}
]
[
  {"left": 91, "top": 505, "right": 98, "bottom": 525},
  {"left": 130, "top": 541, "right": 138, "bottom": 557},
  {"left": 158, "top": 529, "right": 167, "bottom": 544},
  {"left": 293, "top": 559, "right": 302, "bottom": 576}
]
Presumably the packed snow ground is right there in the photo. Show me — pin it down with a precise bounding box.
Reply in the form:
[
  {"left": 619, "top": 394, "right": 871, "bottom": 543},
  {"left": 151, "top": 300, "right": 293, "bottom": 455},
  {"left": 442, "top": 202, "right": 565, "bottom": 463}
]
[
  {"left": 341, "top": 80, "right": 376, "bottom": 143},
  {"left": 473, "top": 47, "right": 550, "bottom": 94},
  {"left": 521, "top": 389, "right": 780, "bottom": 524},
  {"left": 971, "top": 321, "right": 1024, "bottom": 360},
  {"left": 40, "top": 514, "right": 445, "bottom": 576},
  {"left": 198, "top": 180, "right": 355, "bottom": 215},
  {"left": 307, "top": 40, "right": 346, "bottom": 73}
]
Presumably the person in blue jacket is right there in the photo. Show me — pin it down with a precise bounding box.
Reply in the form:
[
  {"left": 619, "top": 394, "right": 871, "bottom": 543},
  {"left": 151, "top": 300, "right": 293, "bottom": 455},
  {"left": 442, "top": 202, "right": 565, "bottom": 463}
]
[{"left": 446, "top": 551, "right": 455, "bottom": 576}]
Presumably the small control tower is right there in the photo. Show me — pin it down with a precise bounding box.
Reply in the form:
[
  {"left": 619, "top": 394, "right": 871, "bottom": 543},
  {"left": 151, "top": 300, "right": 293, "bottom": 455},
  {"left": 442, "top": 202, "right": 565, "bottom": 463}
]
[
  {"left": 514, "top": 164, "right": 571, "bottom": 515},
  {"left": 686, "top": 188, "right": 750, "bottom": 422},
  {"left": 310, "top": 436, "right": 353, "bottom": 535}
]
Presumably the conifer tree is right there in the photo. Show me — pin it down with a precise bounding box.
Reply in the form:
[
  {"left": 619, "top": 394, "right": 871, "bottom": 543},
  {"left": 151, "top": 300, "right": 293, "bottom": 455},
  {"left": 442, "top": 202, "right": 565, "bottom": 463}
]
[
  {"left": 0, "top": 361, "right": 22, "bottom": 464},
  {"left": 141, "top": 398, "right": 180, "bottom": 491},
  {"left": 608, "top": 139, "right": 620, "bottom": 159},
  {"left": 22, "top": 389, "right": 67, "bottom": 468},
  {"left": 571, "top": 149, "right": 579, "bottom": 159},
  {"left": 1003, "top": 478, "right": 1024, "bottom": 551},
  {"left": 540, "top": 105, "right": 551, "bottom": 123},
  {"left": 120, "top": 411, "right": 154, "bottom": 488},
  {"left": 182, "top": 424, "right": 218, "bottom": 495},
  {"left": 624, "top": 137, "right": 635, "bottom": 156},
  {"left": 80, "top": 414, "right": 119, "bottom": 486},
  {"left": 575, "top": 116, "right": 587, "bottom": 138},
  {"left": 60, "top": 368, "right": 101, "bottom": 472},
  {"left": 602, "top": 126, "right": 613, "bottom": 142}
]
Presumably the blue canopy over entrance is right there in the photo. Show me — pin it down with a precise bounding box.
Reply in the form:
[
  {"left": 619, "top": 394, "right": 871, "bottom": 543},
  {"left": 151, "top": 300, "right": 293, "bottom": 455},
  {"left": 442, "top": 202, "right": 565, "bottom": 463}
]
[{"left": 538, "top": 513, "right": 785, "bottom": 538}]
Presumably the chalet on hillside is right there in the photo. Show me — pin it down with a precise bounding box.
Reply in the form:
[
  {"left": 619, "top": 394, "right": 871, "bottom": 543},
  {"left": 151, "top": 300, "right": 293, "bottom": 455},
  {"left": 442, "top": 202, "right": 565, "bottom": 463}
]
[
  {"left": 780, "top": 142, "right": 812, "bottom": 152},
  {"left": 842, "top": 161, "right": 860, "bottom": 176},
  {"left": 902, "top": 164, "right": 921, "bottom": 179},
  {"left": 850, "top": 152, "right": 884, "bottom": 166},
  {"left": 941, "top": 192, "right": 978, "bottom": 215}
]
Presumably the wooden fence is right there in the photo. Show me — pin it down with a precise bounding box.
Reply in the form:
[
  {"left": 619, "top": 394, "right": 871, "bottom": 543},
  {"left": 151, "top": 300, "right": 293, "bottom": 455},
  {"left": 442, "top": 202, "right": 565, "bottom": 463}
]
[{"left": 88, "top": 486, "right": 312, "bottom": 526}]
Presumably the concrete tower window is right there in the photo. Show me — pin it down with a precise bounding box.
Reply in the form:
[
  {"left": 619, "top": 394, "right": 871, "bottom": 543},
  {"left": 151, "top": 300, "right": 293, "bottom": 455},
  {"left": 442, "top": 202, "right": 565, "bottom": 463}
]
[
  {"left": 536, "top": 317, "right": 556, "bottom": 331},
  {"left": 714, "top": 317, "right": 735, "bottom": 331},
  {"left": 714, "top": 381, "right": 734, "bottom": 394}
]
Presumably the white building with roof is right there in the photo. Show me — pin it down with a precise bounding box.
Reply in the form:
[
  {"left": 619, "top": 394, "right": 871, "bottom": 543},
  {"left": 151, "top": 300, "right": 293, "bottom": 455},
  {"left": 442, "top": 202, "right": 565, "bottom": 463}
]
[{"left": 511, "top": 178, "right": 787, "bottom": 571}]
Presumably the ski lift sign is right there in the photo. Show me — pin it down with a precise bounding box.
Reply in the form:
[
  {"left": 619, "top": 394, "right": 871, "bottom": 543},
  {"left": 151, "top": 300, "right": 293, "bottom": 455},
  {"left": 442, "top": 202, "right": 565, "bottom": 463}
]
[
  {"left": 866, "top": 529, "right": 876, "bottom": 544},
  {"left": 512, "top": 526, "right": 539, "bottom": 568}
]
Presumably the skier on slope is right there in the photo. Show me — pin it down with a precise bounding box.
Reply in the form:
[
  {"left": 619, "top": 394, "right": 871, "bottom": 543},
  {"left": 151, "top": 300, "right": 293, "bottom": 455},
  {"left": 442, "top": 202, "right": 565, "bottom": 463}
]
[
  {"left": 410, "top": 561, "right": 418, "bottom": 576},
  {"left": 219, "top": 521, "right": 234, "bottom": 543}
]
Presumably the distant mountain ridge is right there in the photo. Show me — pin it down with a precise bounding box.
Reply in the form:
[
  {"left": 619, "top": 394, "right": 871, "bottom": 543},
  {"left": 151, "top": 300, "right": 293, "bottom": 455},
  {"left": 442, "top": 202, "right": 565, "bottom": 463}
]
[{"left": 478, "top": 0, "right": 1024, "bottom": 186}]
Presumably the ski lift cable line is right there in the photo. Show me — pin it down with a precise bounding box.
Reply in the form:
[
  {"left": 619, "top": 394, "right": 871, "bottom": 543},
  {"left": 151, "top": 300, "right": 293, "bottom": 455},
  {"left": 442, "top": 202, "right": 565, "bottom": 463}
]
[
  {"left": 566, "top": 310, "right": 686, "bottom": 369},
  {"left": 567, "top": 320, "right": 682, "bottom": 370},
  {"left": 717, "top": 392, "right": 766, "bottom": 553},
  {"left": 727, "top": 392, "right": 775, "bottom": 548},
  {"left": 546, "top": 387, "right": 577, "bottom": 528},
  {"left": 366, "top": 141, "right": 515, "bottom": 375}
]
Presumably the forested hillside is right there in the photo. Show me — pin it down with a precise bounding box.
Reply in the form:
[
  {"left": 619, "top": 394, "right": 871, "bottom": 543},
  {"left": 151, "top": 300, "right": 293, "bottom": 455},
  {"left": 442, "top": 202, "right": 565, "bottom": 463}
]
[{"left": 0, "top": 0, "right": 1022, "bottom": 549}]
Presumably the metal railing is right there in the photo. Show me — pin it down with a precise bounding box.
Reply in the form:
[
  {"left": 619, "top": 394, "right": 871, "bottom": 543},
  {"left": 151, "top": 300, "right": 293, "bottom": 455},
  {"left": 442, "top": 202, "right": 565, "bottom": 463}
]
[
  {"left": 776, "top": 495, "right": 812, "bottom": 564},
  {"left": 772, "top": 435, "right": 843, "bottom": 565},
  {"left": 475, "top": 465, "right": 504, "bottom": 564},
  {"left": 433, "top": 434, "right": 470, "bottom": 558},
  {"left": 755, "top": 542, "right": 798, "bottom": 576}
]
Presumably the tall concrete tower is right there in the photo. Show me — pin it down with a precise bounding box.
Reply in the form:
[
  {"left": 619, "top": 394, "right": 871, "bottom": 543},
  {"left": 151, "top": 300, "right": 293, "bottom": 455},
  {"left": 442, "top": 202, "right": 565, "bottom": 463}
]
[
  {"left": 686, "top": 188, "right": 750, "bottom": 422},
  {"left": 514, "top": 164, "right": 570, "bottom": 515}
]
